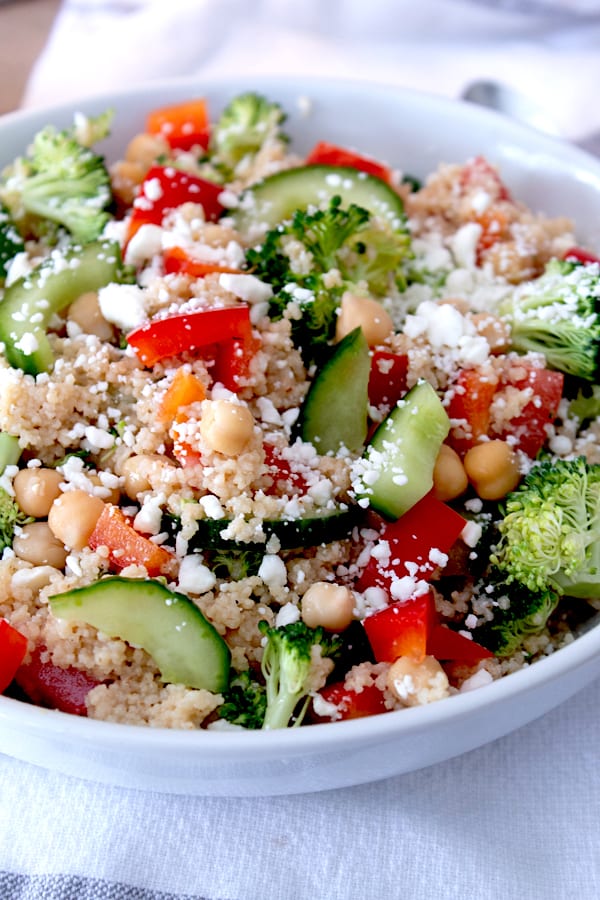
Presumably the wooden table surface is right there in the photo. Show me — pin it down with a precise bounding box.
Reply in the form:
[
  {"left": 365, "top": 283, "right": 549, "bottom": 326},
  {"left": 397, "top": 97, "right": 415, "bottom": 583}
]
[{"left": 0, "top": 0, "right": 61, "bottom": 113}]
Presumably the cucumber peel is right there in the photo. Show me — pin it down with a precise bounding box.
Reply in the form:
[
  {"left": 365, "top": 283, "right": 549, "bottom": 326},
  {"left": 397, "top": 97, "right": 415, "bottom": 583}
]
[
  {"left": 353, "top": 380, "right": 450, "bottom": 520},
  {"left": 299, "top": 326, "right": 370, "bottom": 454},
  {"left": 50, "top": 576, "right": 231, "bottom": 693},
  {"left": 232, "top": 164, "right": 406, "bottom": 236}
]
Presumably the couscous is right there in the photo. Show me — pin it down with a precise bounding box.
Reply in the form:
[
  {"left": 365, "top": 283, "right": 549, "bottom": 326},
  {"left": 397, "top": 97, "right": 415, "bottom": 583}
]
[{"left": 0, "top": 91, "right": 598, "bottom": 730}]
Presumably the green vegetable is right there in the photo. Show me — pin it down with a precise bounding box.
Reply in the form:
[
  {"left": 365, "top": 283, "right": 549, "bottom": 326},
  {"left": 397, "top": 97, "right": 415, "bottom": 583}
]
[
  {"left": 491, "top": 456, "right": 600, "bottom": 600},
  {"left": 298, "top": 327, "right": 370, "bottom": 454},
  {"left": 352, "top": 379, "right": 450, "bottom": 520},
  {"left": 50, "top": 576, "right": 231, "bottom": 692},
  {"left": 245, "top": 192, "right": 410, "bottom": 361},
  {"left": 0, "top": 239, "right": 129, "bottom": 374},
  {"left": 474, "top": 575, "right": 560, "bottom": 656},
  {"left": 0, "top": 487, "right": 30, "bottom": 553},
  {"left": 567, "top": 384, "right": 600, "bottom": 426},
  {"left": 233, "top": 164, "right": 407, "bottom": 236},
  {"left": 174, "top": 505, "right": 363, "bottom": 552},
  {"left": 258, "top": 620, "right": 341, "bottom": 729},
  {"left": 0, "top": 205, "right": 24, "bottom": 279},
  {"left": 0, "top": 433, "right": 21, "bottom": 475},
  {"left": 0, "top": 112, "right": 113, "bottom": 243},
  {"left": 210, "top": 92, "right": 287, "bottom": 177},
  {"left": 218, "top": 669, "right": 267, "bottom": 729},
  {"left": 499, "top": 258, "right": 600, "bottom": 381}
]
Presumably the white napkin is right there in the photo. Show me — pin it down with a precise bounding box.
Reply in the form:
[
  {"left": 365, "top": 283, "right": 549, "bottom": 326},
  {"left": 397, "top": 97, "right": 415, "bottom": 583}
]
[
  {"left": 1, "top": 677, "right": 599, "bottom": 899},
  {"left": 22, "top": 0, "right": 600, "bottom": 141}
]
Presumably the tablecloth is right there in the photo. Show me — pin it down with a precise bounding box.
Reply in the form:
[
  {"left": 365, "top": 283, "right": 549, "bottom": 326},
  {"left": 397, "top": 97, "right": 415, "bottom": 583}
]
[
  {"left": 1, "top": 677, "right": 599, "bottom": 899},
  {"left": 2, "top": 2, "right": 600, "bottom": 898}
]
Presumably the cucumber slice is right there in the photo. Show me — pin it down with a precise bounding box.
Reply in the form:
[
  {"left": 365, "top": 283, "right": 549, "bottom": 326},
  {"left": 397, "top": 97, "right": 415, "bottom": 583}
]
[
  {"left": 174, "top": 505, "right": 363, "bottom": 552},
  {"left": 353, "top": 380, "right": 450, "bottom": 520},
  {"left": 232, "top": 164, "right": 406, "bottom": 236},
  {"left": 0, "top": 239, "right": 127, "bottom": 374},
  {"left": 50, "top": 576, "right": 230, "bottom": 693},
  {"left": 298, "top": 326, "right": 370, "bottom": 454}
]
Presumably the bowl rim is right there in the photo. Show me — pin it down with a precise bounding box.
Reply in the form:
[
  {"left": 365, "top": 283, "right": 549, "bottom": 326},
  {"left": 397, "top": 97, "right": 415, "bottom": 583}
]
[{"left": 1, "top": 74, "right": 599, "bottom": 757}]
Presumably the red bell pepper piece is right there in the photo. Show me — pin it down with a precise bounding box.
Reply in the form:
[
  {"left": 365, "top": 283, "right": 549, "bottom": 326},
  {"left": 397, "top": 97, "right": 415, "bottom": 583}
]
[
  {"left": 15, "top": 646, "right": 101, "bottom": 716},
  {"left": 459, "top": 155, "right": 512, "bottom": 203},
  {"left": 126, "top": 165, "right": 224, "bottom": 245},
  {"left": 427, "top": 624, "right": 494, "bottom": 665},
  {"left": 363, "top": 590, "right": 436, "bottom": 663},
  {"left": 163, "top": 246, "right": 241, "bottom": 278},
  {"left": 368, "top": 350, "right": 409, "bottom": 413},
  {"left": 89, "top": 504, "right": 173, "bottom": 576},
  {"left": 562, "top": 247, "right": 600, "bottom": 265},
  {"left": 263, "top": 444, "right": 310, "bottom": 496},
  {"left": 355, "top": 491, "right": 467, "bottom": 596},
  {"left": 212, "top": 318, "right": 260, "bottom": 392},
  {"left": 446, "top": 367, "right": 499, "bottom": 456},
  {"left": 494, "top": 363, "right": 564, "bottom": 458},
  {"left": 306, "top": 141, "right": 394, "bottom": 184},
  {"left": 127, "top": 304, "right": 252, "bottom": 367},
  {"left": 312, "top": 681, "right": 387, "bottom": 722},
  {"left": 146, "top": 98, "right": 211, "bottom": 151},
  {"left": 0, "top": 619, "right": 28, "bottom": 694}
]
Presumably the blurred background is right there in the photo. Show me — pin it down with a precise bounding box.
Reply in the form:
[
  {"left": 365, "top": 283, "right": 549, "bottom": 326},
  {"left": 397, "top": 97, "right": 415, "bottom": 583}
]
[{"left": 0, "top": 0, "right": 60, "bottom": 113}]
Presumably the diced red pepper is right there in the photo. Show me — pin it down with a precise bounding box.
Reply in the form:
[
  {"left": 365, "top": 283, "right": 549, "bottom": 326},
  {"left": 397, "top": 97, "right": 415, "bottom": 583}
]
[
  {"left": 363, "top": 590, "right": 436, "bottom": 663},
  {"left": 89, "top": 504, "right": 173, "bottom": 576},
  {"left": 494, "top": 363, "right": 564, "bottom": 458},
  {"left": 306, "top": 141, "right": 394, "bottom": 184},
  {"left": 311, "top": 681, "right": 387, "bottom": 722},
  {"left": 212, "top": 318, "right": 260, "bottom": 392},
  {"left": 14, "top": 646, "right": 101, "bottom": 716},
  {"left": 562, "top": 247, "right": 600, "bottom": 265},
  {"left": 368, "top": 350, "right": 409, "bottom": 413},
  {"left": 0, "top": 619, "right": 28, "bottom": 694},
  {"left": 446, "top": 367, "right": 499, "bottom": 456},
  {"left": 127, "top": 304, "right": 251, "bottom": 367},
  {"left": 146, "top": 98, "right": 211, "bottom": 151},
  {"left": 427, "top": 624, "right": 494, "bottom": 665},
  {"left": 125, "top": 165, "right": 224, "bottom": 245},
  {"left": 355, "top": 491, "right": 467, "bottom": 595},
  {"left": 263, "top": 444, "right": 310, "bottom": 496},
  {"left": 163, "top": 246, "right": 241, "bottom": 278},
  {"left": 459, "top": 155, "right": 512, "bottom": 203}
]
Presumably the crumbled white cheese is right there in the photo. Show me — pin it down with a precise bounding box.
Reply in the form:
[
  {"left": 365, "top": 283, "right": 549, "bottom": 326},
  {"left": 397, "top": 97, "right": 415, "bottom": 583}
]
[
  {"left": 275, "top": 602, "right": 301, "bottom": 627},
  {"left": 98, "top": 283, "right": 149, "bottom": 332},
  {"left": 124, "top": 223, "right": 164, "bottom": 267},
  {"left": 177, "top": 553, "right": 217, "bottom": 595},
  {"left": 219, "top": 273, "right": 273, "bottom": 305},
  {"left": 258, "top": 553, "right": 288, "bottom": 591}
]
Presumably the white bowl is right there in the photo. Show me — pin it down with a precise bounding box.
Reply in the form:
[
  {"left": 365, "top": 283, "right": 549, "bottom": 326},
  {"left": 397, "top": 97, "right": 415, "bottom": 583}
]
[{"left": 1, "top": 76, "right": 600, "bottom": 797}]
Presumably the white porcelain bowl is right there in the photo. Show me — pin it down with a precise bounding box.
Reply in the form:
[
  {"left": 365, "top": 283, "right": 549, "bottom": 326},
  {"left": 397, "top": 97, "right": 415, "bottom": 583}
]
[{"left": 1, "top": 77, "right": 600, "bottom": 796}]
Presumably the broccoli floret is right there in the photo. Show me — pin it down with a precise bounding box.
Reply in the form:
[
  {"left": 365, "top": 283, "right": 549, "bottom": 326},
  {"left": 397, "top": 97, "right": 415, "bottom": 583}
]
[
  {"left": 473, "top": 575, "right": 560, "bottom": 656},
  {"left": 258, "top": 620, "right": 341, "bottom": 729},
  {"left": 211, "top": 549, "right": 263, "bottom": 580},
  {"left": 491, "top": 457, "right": 600, "bottom": 599},
  {"left": 210, "top": 92, "right": 287, "bottom": 176},
  {"left": 0, "top": 487, "right": 30, "bottom": 553},
  {"left": 218, "top": 670, "right": 267, "bottom": 729},
  {"left": 246, "top": 196, "right": 410, "bottom": 360},
  {"left": 567, "top": 384, "right": 600, "bottom": 426},
  {"left": 0, "top": 205, "right": 24, "bottom": 280},
  {"left": 0, "top": 112, "right": 113, "bottom": 244},
  {"left": 498, "top": 258, "right": 600, "bottom": 381}
]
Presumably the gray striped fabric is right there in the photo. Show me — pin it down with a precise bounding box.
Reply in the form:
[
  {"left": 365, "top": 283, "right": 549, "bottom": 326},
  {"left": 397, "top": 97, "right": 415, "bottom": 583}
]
[{"left": 0, "top": 873, "right": 216, "bottom": 900}]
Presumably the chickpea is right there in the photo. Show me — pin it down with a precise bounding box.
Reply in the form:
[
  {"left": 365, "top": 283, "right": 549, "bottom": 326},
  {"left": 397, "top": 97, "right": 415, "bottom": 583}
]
[
  {"left": 88, "top": 474, "right": 121, "bottom": 505},
  {"left": 463, "top": 439, "right": 521, "bottom": 500},
  {"left": 125, "top": 132, "right": 169, "bottom": 168},
  {"left": 335, "top": 292, "right": 394, "bottom": 347},
  {"left": 199, "top": 400, "right": 255, "bottom": 456},
  {"left": 13, "top": 467, "right": 63, "bottom": 518},
  {"left": 48, "top": 490, "right": 105, "bottom": 551},
  {"left": 13, "top": 522, "right": 68, "bottom": 569},
  {"left": 68, "top": 291, "right": 115, "bottom": 342},
  {"left": 301, "top": 582, "right": 355, "bottom": 632},
  {"left": 469, "top": 311, "right": 511, "bottom": 353},
  {"left": 432, "top": 444, "right": 468, "bottom": 502},
  {"left": 110, "top": 160, "right": 146, "bottom": 205},
  {"left": 387, "top": 654, "right": 450, "bottom": 707},
  {"left": 120, "top": 454, "right": 165, "bottom": 500}
]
